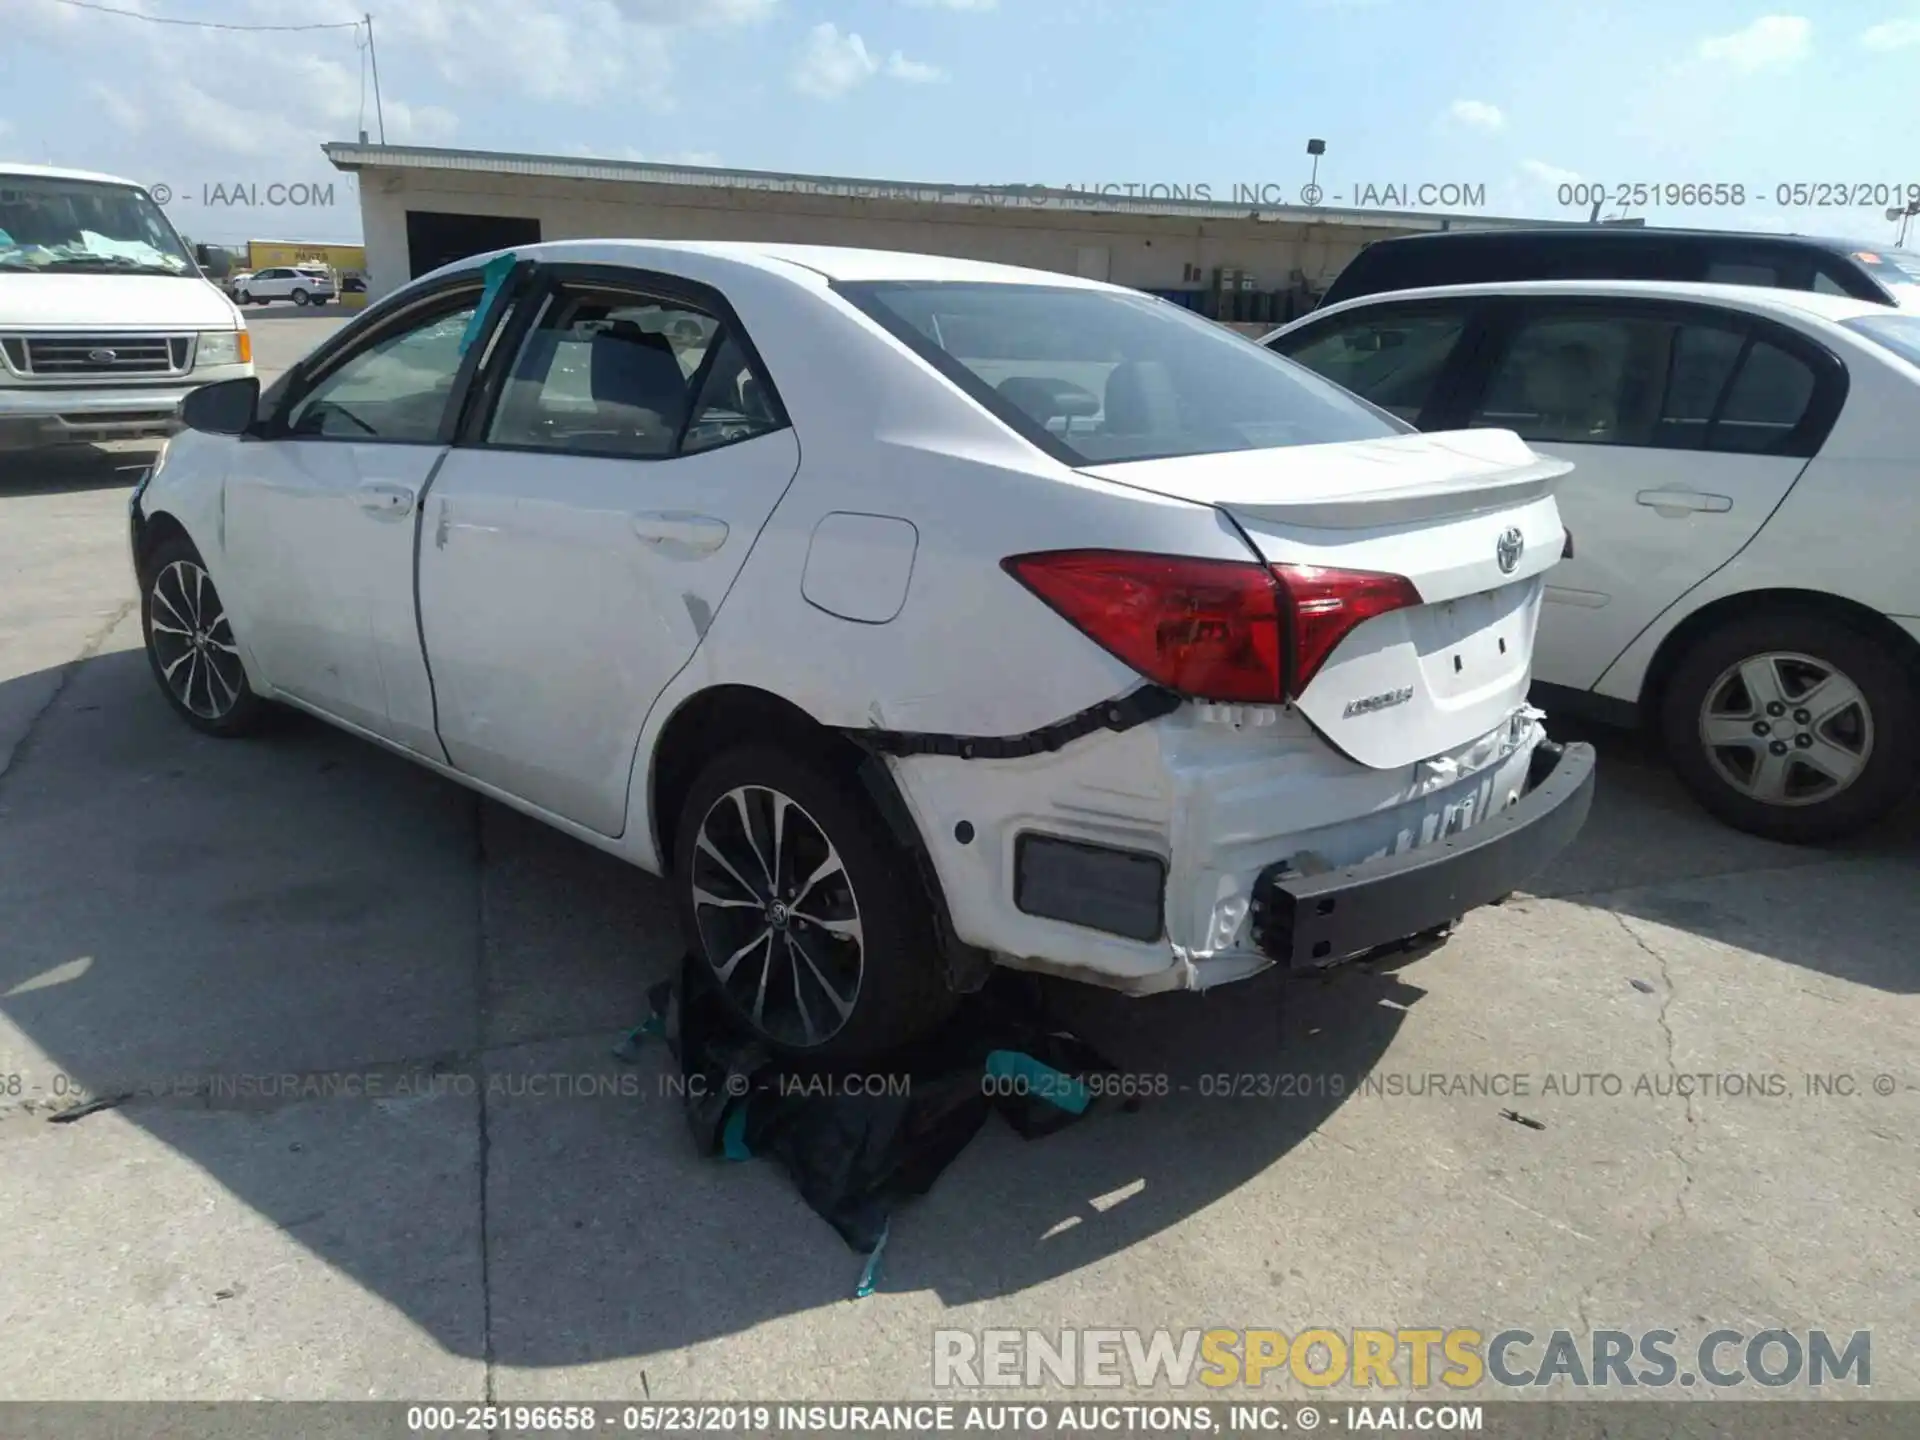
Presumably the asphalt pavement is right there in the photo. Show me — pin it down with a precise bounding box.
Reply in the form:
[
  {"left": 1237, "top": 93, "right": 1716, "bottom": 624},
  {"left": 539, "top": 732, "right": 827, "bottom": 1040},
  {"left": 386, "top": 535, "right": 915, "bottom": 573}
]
[{"left": 0, "top": 313, "right": 1913, "bottom": 1402}]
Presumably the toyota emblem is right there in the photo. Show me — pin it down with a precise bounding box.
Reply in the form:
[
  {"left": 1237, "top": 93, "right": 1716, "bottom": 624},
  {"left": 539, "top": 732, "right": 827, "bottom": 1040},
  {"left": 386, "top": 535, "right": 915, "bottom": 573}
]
[
  {"left": 1496, "top": 527, "right": 1525, "bottom": 574},
  {"left": 87, "top": 348, "right": 118, "bottom": 364}
]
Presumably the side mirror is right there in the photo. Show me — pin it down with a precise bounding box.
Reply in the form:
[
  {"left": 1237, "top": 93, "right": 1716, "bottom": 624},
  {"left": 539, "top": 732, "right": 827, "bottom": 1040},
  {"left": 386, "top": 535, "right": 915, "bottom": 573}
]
[{"left": 179, "top": 376, "right": 259, "bottom": 436}]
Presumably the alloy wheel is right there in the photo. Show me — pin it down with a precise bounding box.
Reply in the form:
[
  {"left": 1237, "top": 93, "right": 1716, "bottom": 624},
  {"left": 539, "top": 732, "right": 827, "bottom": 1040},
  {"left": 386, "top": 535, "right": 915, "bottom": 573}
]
[
  {"left": 1697, "top": 650, "right": 1874, "bottom": 807},
  {"left": 689, "top": 785, "right": 865, "bottom": 1048},
  {"left": 148, "top": 559, "right": 246, "bottom": 721}
]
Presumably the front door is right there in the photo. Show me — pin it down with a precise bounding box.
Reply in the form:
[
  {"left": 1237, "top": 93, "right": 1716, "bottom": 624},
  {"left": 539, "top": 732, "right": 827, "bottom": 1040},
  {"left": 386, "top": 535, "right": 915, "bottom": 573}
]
[
  {"left": 416, "top": 273, "right": 798, "bottom": 835},
  {"left": 224, "top": 283, "right": 489, "bottom": 753}
]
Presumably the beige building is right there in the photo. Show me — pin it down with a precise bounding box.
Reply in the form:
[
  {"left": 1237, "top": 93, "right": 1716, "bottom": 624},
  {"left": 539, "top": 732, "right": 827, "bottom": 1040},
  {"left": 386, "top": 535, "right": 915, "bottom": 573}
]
[{"left": 323, "top": 143, "right": 1545, "bottom": 321}]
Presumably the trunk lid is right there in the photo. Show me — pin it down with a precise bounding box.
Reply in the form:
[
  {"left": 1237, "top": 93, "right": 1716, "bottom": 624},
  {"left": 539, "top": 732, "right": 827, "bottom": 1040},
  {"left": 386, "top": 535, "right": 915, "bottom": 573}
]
[{"left": 1080, "top": 428, "right": 1572, "bottom": 769}]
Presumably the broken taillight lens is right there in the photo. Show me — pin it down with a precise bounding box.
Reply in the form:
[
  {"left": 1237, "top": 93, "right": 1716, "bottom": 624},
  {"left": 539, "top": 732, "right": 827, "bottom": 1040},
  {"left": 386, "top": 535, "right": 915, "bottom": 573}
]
[
  {"left": 1003, "top": 550, "right": 1284, "bottom": 703},
  {"left": 1269, "top": 564, "right": 1423, "bottom": 694}
]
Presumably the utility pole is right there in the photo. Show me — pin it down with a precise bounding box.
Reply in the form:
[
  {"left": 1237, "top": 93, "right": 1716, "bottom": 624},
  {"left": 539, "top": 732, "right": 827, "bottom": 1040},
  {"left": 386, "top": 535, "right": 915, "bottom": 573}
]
[{"left": 364, "top": 13, "right": 387, "bottom": 144}]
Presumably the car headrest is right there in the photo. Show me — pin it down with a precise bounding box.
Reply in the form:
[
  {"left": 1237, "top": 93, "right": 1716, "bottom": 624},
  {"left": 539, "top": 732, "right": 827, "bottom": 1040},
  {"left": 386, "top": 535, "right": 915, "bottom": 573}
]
[
  {"left": 1102, "top": 360, "right": 1181, "bottom": 435},
  {"left": 589, "top": 326, "right": 687, "bottom": 426}
]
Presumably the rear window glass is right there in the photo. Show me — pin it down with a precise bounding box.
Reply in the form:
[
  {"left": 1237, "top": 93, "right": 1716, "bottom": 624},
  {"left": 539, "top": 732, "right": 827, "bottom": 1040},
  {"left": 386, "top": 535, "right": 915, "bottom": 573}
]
[
  {"left": 840, "top": 281, "right": 1404, "bottom": 464},
  {"left": 1843, "top": 314, "right": 1920, "bottom": 368}
]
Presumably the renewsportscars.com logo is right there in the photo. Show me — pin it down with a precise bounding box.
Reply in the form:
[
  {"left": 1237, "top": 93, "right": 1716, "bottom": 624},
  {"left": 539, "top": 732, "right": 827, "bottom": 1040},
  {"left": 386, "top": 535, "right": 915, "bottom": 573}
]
[{"left": 933, "top": 1327, "right": 1871, "bottom": 1391}]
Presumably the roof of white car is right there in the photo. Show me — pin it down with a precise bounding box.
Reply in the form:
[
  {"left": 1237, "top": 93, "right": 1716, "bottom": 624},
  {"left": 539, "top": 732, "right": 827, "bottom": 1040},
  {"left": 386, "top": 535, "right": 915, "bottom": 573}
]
[
  {"left": 455, "top": 238, "right": 1118, "bottom": 290},
  {"left": 1297, "top": 278, "right": 1898, "bottom": 329},
  {"left": 0, "top": 161, "right": 148, "bottom": 188}
]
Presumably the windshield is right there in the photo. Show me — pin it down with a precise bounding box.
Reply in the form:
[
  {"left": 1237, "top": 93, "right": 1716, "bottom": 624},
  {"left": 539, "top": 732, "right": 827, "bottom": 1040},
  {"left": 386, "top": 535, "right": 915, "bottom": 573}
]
[
  {"left": 839, "top": 281, "right": 1405, "bottom": 465},
  {"left": 1851, "top": 248, "right": 1920, "bottom": 287},
  {"left": 1843, "top": 314, "right": 1920, "bottom": 369},
  {"left": 0, "top": 174, "right": 195, "bottom": 275}
]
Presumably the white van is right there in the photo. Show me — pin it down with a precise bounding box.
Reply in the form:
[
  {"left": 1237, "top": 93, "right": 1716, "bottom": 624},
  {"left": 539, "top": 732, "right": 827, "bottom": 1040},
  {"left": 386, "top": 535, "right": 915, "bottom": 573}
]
[{"left": 0, "top": 164, "right": 254, "bottom": 455}]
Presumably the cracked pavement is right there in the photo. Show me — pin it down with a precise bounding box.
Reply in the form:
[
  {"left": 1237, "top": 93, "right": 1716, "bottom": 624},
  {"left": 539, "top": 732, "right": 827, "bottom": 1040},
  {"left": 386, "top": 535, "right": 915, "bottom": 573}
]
[{"left": 1, "top": 316, "right": 1915, "bottom": 1400}]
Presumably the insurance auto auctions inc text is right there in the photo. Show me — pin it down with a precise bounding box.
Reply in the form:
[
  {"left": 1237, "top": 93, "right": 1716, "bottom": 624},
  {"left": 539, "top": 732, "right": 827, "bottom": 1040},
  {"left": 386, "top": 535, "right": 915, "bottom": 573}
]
[{"left": 934, "top": 1327, "right": 1870, "bottom": 1391}]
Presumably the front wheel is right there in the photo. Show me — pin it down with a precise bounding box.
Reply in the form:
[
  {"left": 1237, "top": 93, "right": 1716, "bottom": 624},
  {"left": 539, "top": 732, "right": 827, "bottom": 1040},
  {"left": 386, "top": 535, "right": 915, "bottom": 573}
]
[
  {"left": 236, "top": 290, "right": 252, "bottom": 305},
  {"left": 672, "top": 745, "right": 956, "bottom": 1060},
  {"left": 140, "top": 535, "right": 270, "bottom": 737},
  {"left": 1660, "top": 610, "right": 1918, "bottom": 843}
]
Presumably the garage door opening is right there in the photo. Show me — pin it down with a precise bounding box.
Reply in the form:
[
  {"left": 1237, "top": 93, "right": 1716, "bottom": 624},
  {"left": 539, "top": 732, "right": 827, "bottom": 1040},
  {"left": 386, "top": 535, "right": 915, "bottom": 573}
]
[{"left": 405, "top": 211, "right": 543, "bottom": 279}]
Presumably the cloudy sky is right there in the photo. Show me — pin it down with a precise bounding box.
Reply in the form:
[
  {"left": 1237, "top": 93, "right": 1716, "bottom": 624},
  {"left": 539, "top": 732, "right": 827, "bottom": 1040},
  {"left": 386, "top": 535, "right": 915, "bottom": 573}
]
[{"left": 3, "top": 0, "right": 1919, "bottom": 247}]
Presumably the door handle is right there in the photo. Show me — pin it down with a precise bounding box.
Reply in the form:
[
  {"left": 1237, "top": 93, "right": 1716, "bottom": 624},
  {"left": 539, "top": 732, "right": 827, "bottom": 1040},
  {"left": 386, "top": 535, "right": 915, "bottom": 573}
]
[
  {"left": 1636, "top": 489, "right": 1732, "bottom": 517},
  {"left": 355, "top": 481, "right": 418, "bottom": 517},
  {"left": 632, "top": 511, "right": 729, "bottom": 556}
]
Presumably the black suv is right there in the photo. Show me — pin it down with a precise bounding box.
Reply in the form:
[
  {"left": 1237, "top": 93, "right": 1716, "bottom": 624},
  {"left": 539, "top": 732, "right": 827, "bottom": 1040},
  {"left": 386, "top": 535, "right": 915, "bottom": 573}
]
[{"left": 1318, "top": 227, "right": 1920, "bottom": 309}]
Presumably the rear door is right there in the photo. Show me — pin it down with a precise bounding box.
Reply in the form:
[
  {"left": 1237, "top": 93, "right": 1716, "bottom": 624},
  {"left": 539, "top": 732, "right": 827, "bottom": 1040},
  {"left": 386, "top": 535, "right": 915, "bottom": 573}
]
[
  {"left": 1446, "top": 296, "right": 1844, "bottom": 690},
  {"left": 415, "top": 267, "right": 798, "bottom": 836}
]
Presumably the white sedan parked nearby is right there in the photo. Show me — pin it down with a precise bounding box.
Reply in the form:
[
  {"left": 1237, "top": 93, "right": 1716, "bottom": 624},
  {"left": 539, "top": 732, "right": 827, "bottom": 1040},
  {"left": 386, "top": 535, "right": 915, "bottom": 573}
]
[
  {"left": 232, "top": 265, "right": 334, "bottom": 306},
  {"left": 133, "top": 241, "right": 1593, "bottom": 1057},
  {"left": 1270, "top": 280, "right": 1920, "bottom": 843}
]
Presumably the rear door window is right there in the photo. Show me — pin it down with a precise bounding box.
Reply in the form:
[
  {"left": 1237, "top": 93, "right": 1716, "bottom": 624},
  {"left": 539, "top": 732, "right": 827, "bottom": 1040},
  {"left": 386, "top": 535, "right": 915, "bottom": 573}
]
[
  {"left": 485, "top": 283, "right": 782, "bottom": 459},
  {"left": 1654, "top": 323, "right": 1747, "bottom": 448},
  {"left": 1470, "top": 302, "right": 1825, "bottom": 455},
  {"left": 1706, "top": 260, "right": 1781, "bottom": 286},
  {"left": 1470, "top": 310, "right": 1647, "bottom": 444},
  {"left": 1712, "top": 341, "right": 1817, "bottom": 453}
]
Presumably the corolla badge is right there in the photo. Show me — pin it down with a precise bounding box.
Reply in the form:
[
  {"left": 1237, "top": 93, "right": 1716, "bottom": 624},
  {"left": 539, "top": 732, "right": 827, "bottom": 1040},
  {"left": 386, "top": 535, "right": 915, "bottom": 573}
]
[
  {"left": 1496, "top": 526, "right": 1525, "bottom": 574},
  {"left": 1342, "top": 686, "right": 1414, "bottom": 719}
]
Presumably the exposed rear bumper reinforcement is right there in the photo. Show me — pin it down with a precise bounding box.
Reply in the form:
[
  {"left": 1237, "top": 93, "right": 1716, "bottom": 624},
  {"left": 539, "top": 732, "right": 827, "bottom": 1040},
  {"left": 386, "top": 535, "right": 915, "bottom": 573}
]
[
  {"left": 846, "top": 684, "right": 1181, "bottom": 761},
  {"left": 1250, "top": 739, "right": 1596, "bottom": 969}
]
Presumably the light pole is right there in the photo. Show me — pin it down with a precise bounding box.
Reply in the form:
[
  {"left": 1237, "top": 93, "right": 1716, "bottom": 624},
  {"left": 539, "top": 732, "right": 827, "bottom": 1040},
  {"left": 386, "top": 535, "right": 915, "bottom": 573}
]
[
  {"left": 1888, "top": 200, "right": 1920, "bottom": 246},
  {"left": 1303, "top": 138, "right": 1326, "bottom": 206}
]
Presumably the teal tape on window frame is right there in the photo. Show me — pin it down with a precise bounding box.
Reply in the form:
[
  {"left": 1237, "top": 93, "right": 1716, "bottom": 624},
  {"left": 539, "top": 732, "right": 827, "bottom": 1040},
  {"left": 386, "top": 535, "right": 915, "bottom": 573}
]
[{"left": 459, "top": 251, "right": 517, "bottom": 354}]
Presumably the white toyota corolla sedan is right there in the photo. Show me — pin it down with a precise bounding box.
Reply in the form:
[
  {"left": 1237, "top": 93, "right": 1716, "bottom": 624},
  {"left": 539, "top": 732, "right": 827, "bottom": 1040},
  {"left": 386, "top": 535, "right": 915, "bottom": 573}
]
[{"left": 131, "top": 240, "right": 1594, "bottom": 1058}]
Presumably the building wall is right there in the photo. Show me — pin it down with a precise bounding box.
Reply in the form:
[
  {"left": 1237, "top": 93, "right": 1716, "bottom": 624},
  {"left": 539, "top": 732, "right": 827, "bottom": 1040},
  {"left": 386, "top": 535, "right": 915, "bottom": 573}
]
[
  {"left": 248, "top": 241, "right": 367, "bottom": 272},
  {"left": 354, "top": 167, "right": 1421, "bottom": 303}
]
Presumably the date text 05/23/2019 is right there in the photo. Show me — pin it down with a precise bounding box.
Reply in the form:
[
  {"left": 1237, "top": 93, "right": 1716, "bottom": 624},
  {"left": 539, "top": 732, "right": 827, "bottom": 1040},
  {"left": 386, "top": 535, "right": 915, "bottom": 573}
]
[{"left": 1558, "top": 181, "right": 1920, "bottom": 210}]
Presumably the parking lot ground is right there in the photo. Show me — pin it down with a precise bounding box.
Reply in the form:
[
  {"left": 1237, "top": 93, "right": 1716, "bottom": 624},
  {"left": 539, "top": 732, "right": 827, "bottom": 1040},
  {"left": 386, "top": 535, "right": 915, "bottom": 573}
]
[{"left": 0, "top": 323, "right": 1914, "bottom": 1400}]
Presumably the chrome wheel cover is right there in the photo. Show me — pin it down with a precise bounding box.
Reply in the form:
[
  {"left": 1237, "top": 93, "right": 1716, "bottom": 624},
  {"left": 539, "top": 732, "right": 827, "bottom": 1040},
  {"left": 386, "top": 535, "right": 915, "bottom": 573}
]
[
  {"left": 1698, "top": 650, "right": 1873, "bottom": 807},
  {"left": 148, "top": 559, "right": 245, "bottom": 721},
  {"left": 689, "top": 785, "right": 864, "bottom": 1048}
]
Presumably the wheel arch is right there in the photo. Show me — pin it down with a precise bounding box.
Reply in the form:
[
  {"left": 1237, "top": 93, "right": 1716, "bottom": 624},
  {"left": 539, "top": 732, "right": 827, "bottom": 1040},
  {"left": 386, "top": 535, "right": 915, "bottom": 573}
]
[
  {"left": 645, "top": 681, "right": 990, "bottom": 990},
  {"left": 132, "top": 508, "right": 193, "bottom": 579},
  {"left": 648, "top": 684, "right": 867, "bottom": 873},
  {"left": 1640, "top": 587, "right": 1920, "bottom": 721}
]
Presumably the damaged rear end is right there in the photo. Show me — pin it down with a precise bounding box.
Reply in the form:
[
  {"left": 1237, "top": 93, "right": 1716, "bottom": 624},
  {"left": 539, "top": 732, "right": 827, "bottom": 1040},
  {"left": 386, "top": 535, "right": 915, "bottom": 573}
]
[{"left": 929, "top": 428, "right": 1595, "bottom": 992}]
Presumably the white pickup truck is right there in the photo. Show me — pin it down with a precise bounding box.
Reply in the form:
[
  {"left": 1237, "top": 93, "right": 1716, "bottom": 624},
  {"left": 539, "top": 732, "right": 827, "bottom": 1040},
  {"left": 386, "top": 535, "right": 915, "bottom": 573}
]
[{"left": 0, "top": 163, "right": 254, "bottom": 456}]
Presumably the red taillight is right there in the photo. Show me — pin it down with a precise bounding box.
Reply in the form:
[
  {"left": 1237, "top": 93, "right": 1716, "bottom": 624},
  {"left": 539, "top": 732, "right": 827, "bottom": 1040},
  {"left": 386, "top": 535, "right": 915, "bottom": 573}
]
[
  {"left": 1003, "top": 550, "right": 1284, "bottom": 703},
  {"left": 1270, "top": 564, "right": 1423, "bottom": 693},
  {"left": 1005, "top": 551, "right": 1423, "bottom": 702}
]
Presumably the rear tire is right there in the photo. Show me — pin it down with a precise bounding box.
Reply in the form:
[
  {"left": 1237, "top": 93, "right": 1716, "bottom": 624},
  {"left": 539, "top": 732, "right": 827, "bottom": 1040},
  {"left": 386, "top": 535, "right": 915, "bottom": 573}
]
[
  {"left": 291, "top": 288, "right": 309, "bottom": 307},
  {"left": 140, "top": 534, "right": 270, "bottom": 738},
  {"left": 672, "top": 745, "right": 957, "bottom": 1061},
  {"left": 1659, "top": 609, "right": 1918, "bottom": 843}
]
